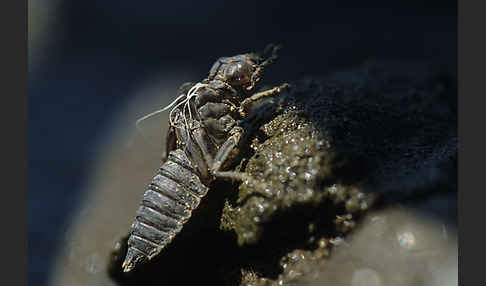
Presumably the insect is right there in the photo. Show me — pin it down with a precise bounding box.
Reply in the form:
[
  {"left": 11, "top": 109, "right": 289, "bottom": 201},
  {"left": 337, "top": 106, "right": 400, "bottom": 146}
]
[{"left": 122, "top": 45, "right": 290, "bottom": 272}]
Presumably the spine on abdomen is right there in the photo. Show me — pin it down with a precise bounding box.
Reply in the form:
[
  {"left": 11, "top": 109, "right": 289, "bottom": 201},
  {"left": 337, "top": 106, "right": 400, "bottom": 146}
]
[{"left": 122, "top": 149, "right": 209, "bottom": 272}]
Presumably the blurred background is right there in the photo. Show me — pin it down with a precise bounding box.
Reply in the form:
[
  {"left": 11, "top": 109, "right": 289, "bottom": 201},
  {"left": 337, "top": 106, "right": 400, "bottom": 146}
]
[{"left": 28, "top": 1, "right": 456, "bottom": 285}]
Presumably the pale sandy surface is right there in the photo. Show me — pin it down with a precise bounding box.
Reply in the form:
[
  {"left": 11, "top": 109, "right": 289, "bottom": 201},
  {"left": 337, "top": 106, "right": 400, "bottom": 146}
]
[
  {"left": 49, "top": 75, "right": 197, "bottom": 286},
  {"left": 287, "top": 207, "right": 457, "bottom": 286}
]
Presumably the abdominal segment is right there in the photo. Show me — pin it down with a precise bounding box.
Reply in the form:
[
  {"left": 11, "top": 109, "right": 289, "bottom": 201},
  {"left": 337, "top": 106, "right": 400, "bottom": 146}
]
[{"left": 122, "top": 149, "right": 209, "bottom": 272}]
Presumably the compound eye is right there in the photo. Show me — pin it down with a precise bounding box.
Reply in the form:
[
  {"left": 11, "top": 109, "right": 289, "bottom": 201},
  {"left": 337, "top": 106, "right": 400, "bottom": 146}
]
[{"left": 224, "top": 61, "right": 253, "bottom": 87}]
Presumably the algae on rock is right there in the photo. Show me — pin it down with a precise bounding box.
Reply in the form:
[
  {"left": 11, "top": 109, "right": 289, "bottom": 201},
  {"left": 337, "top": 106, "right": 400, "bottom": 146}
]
[
  {"left": 220, "top": 61, "right": 456, "bottom": 285},
  {"left": 221, "top": 93, "right": 373, "bottom": 246}
]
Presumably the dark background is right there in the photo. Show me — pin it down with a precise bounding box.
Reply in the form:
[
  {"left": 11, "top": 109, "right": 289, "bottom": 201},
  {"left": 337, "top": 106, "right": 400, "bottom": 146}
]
[{"left": 28, "top": 1, "right": 456, "bottom": 285}]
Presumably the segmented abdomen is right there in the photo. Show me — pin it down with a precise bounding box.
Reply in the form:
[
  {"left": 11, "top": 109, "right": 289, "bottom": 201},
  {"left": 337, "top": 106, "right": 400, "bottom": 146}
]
[{"left": 123, "top": 149, "right": 209, "bottom": 271}]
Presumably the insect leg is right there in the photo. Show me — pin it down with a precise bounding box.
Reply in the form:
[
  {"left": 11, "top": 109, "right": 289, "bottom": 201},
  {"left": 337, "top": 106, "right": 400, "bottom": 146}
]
[
  {"left": 174, "top": 121, "right": 212, "bottom": 183},
  {"left": 208, "top": 127, "right": 267, "bottom": 190},
  {"left": 190, "top": 122, "right": 217, "bottom": 172},
  {"left": 212, "top": 171, "right": 268, "bottom": 192},
  {"left": 239, "top": 83, "right": 291, "bottom": 117},
  {"left": 210, "top": 126, "right": 243, "bottom": 173}
]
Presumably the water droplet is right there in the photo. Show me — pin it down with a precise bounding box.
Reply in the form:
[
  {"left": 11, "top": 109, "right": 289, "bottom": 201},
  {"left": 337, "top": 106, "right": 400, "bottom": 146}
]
[
  {"left": 397, "top": 231, "right": 416, "bottom": 249},
  {"left": 287, "top": 270, "right": 300, "bottom": 279},
  {"left": 302, "top": 188, "right": 314, "bottom": 200},
  {"left": 113, "top": 241, "right": 121, "bottom": 251},
  {"left": 328, "top": 184, "right": 338, "bottom": 194},
  {"left": 304, "top": 172, "right": 312, "bottom": 181},
  {"left": 330, "top": 237, "right": 346, "bottom": 246},
  {"left": 256, "top": 203, "right": 265, "bottom": 213},
  {"left": 308, "top": 223, "right": 316, "bottom": 233}
]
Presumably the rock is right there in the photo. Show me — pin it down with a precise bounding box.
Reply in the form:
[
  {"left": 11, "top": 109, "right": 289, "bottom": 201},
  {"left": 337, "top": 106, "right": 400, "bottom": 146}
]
[
  {"left": 108, "top": 60, "right": 457, "bottom": 285},
  {"left": 222, "top": 60, "right": 456, "bottom": 284}
]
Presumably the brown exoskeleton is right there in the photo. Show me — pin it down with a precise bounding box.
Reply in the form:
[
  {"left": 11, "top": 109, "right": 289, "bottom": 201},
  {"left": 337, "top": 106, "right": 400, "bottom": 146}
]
[{"left": 122, "top": 45, "right": 290, "bottom": 272}]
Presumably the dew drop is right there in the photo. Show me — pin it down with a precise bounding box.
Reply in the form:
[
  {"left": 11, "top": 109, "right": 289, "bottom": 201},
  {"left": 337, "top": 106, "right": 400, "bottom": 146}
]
[{"left": 397, "top": 231, "right": 416, "bottom": 249}]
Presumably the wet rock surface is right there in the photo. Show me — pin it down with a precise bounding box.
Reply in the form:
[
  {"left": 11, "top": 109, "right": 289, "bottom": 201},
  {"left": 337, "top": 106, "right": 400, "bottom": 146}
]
[
  {"left": 106, "top": 61, "right": 456, "bottom": 285},
  {"left": 239, "top": 205, "right": 457, "bottom": 286}
]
